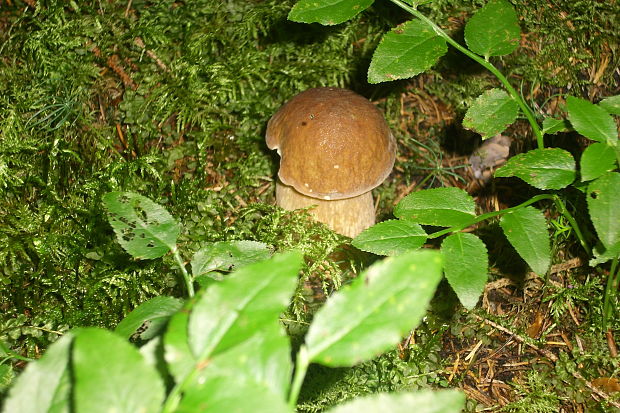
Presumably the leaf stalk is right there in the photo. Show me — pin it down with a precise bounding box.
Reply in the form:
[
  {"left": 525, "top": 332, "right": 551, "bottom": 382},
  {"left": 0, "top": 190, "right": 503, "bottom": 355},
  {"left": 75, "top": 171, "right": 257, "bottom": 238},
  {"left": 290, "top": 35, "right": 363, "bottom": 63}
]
[{"left": 173, "top": 247, "right": 195, "bottom": 297}]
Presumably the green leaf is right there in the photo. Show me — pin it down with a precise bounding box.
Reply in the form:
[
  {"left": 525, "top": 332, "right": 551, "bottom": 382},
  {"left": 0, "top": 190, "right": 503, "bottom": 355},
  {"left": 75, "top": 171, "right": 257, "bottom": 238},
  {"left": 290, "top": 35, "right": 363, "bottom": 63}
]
[
  {"left": 102, "top": 192, "right": 180, "bottom": 260},
  {"left": 580, "top": 143, "right": 618, "bottom": 182},
  {"left": 394, "top": 187, "right": 476, "bottom": 227},
  {"left": 464, "top": 0, "right": 520, "bottom": 57},
  {"left": 590, "top": 240, "right": 620, "bottom": 266},
  {"left": 463, "top": 89, "right": 519, "bottom": 138},
  {"left": 441, "top": 233, "right": 488, "bottom": 310},
  {"left": 368, "top": 19, "right": 447, "bottom": 84},
  {"left": 0, "top": 364, "right": 14, "bottom": 394},
  {"left": 177, "top": 375, "right": 291, "bottom": 413},
  {"left": 304, "top": 250, "right": 443, "bottom": 366},
  {"left": 326, "top": 389, "right": 466, "bottom": 413},
  {"left": 542, "top": 117, "right": 571, "bottom": 135},
  {"left": 566, "top": 96, "right": 618, "bottom": 145},
  {"left": 182, "top": 325, "right": 292, "bottom": 407},
  {"left": 500, "top": 207, "right": 550, "bottom": 275},
  {"left": 191, "top": 240, "right": 272, "bottom": 280},
  {"left": 288, "top": 0, "right": 373, "bottom": 25},
  {"left": 73, "top": 328, "right": 165, "bottom": 413},
  {"left": 163, "top": 306, "right": 196, "bottom": 384},
  {"left": 598, "top": 94, "right": 620, "bottom": 115},
  {"left": 494, "top": 148, "right": 576, "bottom": 190},
  {"left": 2, "top": 333, "right": 73, "bottom": 413},
  {"left": 352, "top": 219, "right": 427, "bottom": 256},
  {"left": 114, "top": 296, "right": 183, "bottom": 340},
  {"left": 587, "top": 172, "right": 620, "bottom": 250},
  {"left": 188, "top": 251, "right": 302, "bottom": 359}
]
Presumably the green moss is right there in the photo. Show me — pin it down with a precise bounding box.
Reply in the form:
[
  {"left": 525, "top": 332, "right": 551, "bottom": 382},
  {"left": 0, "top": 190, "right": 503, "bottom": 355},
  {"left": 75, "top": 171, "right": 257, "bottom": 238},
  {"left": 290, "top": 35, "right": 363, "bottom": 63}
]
[
  {"left": 0, "top": 0, "right": 392, "bottom": 356},
  {"left": 1, "top": 1, "right": 618, "bottom": 409}
]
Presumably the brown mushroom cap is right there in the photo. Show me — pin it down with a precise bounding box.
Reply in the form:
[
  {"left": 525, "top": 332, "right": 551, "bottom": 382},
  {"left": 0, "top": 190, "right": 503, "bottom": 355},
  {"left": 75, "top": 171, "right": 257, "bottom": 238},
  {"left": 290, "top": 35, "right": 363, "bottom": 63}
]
[{"left": 266, "top": 87, "right": 395, "bottom": 200}]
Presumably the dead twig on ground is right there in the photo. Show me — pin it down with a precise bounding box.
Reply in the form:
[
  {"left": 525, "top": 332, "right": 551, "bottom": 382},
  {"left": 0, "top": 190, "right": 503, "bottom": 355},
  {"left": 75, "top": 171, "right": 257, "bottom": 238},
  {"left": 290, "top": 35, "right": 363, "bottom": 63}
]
[{"left": 472, "top": 314, "right": 620, "bottom": 409}]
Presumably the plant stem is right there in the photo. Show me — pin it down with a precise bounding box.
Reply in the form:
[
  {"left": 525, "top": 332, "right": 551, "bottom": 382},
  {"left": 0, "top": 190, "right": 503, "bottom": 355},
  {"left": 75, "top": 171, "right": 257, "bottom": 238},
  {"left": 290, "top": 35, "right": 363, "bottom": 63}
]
[
  {"left": 551, "top": 195, "right": 591, "bottom": 255},
  {"left": 288, "top": 345, "right": 310, "bottom": 409},
  {"left": 427, "top": 194, "right": 552, "bottom": 240},
  {"left": 603, "top": 256, "right": 619, "bottom": 329},
  {"left": 172, "top": 247, "right": 194, "bottom": 297},
  {"left": 388, "top": 0, "right": 545, "bottom": 148},
  {"left": 427, "top": 194, "right": 591, "bottom": 256}
]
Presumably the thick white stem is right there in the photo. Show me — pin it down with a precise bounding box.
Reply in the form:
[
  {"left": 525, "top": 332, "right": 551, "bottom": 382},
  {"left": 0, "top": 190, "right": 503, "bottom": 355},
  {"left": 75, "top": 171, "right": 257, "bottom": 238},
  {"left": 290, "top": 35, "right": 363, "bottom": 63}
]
[{"left": 275, "top": 180, "right": 375, "bottom": 238}]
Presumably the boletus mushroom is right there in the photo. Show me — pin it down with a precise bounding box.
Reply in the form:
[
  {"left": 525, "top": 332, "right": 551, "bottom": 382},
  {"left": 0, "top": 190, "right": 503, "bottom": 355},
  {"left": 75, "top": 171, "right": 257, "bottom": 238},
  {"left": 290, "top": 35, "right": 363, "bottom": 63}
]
[{"left": 266, "top": 87, "right": 396, "bottom": 238}]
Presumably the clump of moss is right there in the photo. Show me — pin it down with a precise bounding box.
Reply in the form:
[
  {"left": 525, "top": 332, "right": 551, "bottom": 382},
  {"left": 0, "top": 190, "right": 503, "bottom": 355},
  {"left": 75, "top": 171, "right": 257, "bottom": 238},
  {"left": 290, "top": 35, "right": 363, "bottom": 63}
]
[{"left": 0, "top": 0, "right": 393, "bottom": 357}]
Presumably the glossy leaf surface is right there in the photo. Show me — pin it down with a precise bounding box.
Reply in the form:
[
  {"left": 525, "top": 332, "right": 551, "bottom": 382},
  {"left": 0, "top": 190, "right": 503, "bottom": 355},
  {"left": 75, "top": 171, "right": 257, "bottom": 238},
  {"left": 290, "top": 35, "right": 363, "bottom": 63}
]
[
  {"left": 463, "top": 88, "right": 519, "bottom": 138},
  {"left": 441, "top": 233, "right": 488, "bottom": 310},
  {"left": 368, "top": 19, "right": 447, "bottom": 84},
  {"left": 542, "top": 117, "right": 571, "bottom": 135},
  {"left": 352, "top": 219, "right": 427, "bottom": 256},
  {"left": 580, "top": 143, "right": 618, "bottom": 182},
  {"left": 394, "top": 187, "right": 476, "bottom": 227},
  {"left": 495, "top": 148, "right": 576, "bottom": 190},
  {"left": 188, "top": 251, "right": 301, "bottom": 360},
  {"left": 567, "top": 96, "right": 618, "bottom": 145},
  {"left": 587, "top": 172, "right": 620, "bottom": 249},
  {"left": 464, "top": 0, "right": 520, "bottom": 57},
  {"left": 598, "top": 94, "right": 620, "bottom": 115},
  {"left": 500, "top": 207, "right": 550, "bottom": 275},
  {"left": 305, "top": 250, "right": 443, "bottom": 366},
  {"left": 73, "top": 328, "right": 165, "bottom": 413}
]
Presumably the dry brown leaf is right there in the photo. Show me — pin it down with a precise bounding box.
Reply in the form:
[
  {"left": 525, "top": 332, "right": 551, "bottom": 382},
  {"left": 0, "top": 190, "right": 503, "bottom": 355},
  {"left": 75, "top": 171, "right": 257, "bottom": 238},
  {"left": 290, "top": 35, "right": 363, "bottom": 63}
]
[
  {"left": 591, "top": 377, "right": 620, "bottom": 393},
  {"left": 526, "top": 311, "right": 545, "bottom": 339}
]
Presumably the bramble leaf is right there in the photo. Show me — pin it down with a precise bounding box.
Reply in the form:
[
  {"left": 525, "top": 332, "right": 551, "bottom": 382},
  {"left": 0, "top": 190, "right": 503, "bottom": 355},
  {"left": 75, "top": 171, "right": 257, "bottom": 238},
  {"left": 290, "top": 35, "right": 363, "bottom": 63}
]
[
  {"left": 495, "top": 148, "right": 576, "bottom": 190},
  {"left": 368, "top": 19, "right": 447, "bottom": 84},
  {"left": 598, "top": 94, "right": 620, "bottom": 115},
  {"left": 114, "top": 296, "right": 183, "bottom": 340},
  {"left": 182, "top": 324, "right": 292, "bottom": 406},
  {"left": 326, "top": 389, "right": 466, "bottom": 413},
  {"left": 163, "top": 306, "right": 195, "bottom": 384},
  {"left": 590, "top": 241, "right": 620, "bottom": 266},
  {"left": 566, "top": 96, "right": 618, "bottom": 145},
  {"left": 580, "top": 143, "right": 618, "bottom": 182},
  {"left": 500, "top": 207, "right": 550, "bottom": 275},
  {"left": 188, "top": 251, "right": 301, "bottom": 360},
  {"left": 352, "top": 219, "right": 427, "bottom": 256},
  {"left": 587, "top": 172, "right": 620, "bottom": 250},
  {"left": 394, "top": 187, "right": 476, "bottom": 227},
  {"left": 178, "top": 374, "right": 291, "bottom": 413},
  {"left": 191, "top": 240, "right": 271, "bottom": 280},
  {"left": 103, "top": 192, "right": 180, "bottom": 259},
  {"left": 73, "top": 328, "right": 165, "bottom": 413},
  {"left": 542, "top": 117, "right": 571, "bottom": 135},
  {"left": 288, "top": 0, "right": 373, "bottom": 25},
  {"left": 463, "top": 88, "right": 519, "bottom": 138},
  {"left": 304, "top": 250, "right": 443, "bottom": 366},
  {"left": 441, "top": 233, "right": 488, "bottom": 310},
  {"left": 464, "top": 0, "right": 520, "bottom": 57},
  {"left": 2, "top": 333, "right": 73, "bottom": 413}
]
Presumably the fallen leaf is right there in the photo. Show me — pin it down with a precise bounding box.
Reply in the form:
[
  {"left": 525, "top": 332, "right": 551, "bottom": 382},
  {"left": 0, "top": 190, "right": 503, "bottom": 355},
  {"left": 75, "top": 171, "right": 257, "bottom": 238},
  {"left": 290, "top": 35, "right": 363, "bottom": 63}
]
[{"left": 591, "top": 377, "right": 620, "bottom": 393}]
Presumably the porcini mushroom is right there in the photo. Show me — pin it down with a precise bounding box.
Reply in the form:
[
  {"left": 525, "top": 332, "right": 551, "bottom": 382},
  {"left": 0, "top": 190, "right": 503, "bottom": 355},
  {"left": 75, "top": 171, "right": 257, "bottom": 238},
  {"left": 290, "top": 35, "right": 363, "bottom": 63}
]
[{"left": 266, "top": 87, "right": 396, "bottom": 238}]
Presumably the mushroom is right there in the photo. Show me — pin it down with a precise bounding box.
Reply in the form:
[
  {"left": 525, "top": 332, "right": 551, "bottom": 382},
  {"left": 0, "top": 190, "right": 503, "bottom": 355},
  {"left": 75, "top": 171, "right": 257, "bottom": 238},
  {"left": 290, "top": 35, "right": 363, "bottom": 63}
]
[{"left": 266, "top": 87, "right": 396, "bottom": 238}]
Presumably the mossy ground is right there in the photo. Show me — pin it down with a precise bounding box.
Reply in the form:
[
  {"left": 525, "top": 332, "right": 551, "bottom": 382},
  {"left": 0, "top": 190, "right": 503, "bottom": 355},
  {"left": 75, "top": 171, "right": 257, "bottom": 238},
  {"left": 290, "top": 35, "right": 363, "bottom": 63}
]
[{"left": 0, "top": 0, "right": 618, "bottom": 410}]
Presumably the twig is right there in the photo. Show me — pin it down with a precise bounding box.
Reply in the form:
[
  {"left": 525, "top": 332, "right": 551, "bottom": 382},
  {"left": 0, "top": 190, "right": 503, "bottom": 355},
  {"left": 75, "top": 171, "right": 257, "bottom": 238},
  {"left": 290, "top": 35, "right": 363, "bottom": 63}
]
[
  {"left": 134, "top": 37, "right": 169, "bottom": 72},
  {"left": 473, "top": 314, "right": 620, "bottom": 409},
  {"left": 107, "top": 55, "right": 138, "bottom": 90}
]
